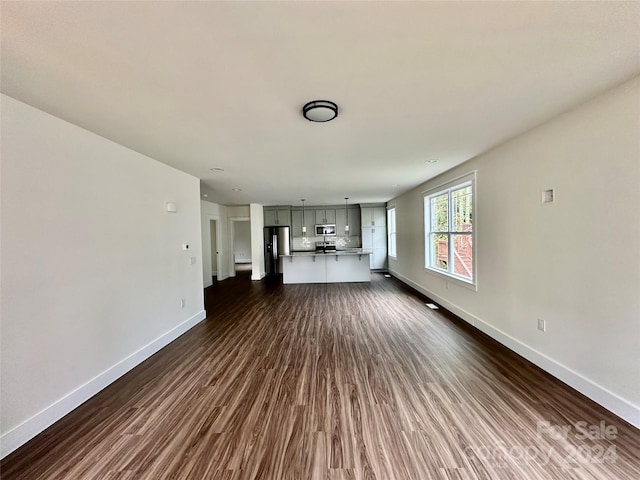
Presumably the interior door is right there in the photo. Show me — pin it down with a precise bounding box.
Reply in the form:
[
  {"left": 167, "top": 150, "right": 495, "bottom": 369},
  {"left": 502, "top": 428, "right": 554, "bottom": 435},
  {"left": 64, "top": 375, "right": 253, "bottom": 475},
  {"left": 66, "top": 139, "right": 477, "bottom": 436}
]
[{"left": 210, "top": 220, "right": 218, "bottom": 277}]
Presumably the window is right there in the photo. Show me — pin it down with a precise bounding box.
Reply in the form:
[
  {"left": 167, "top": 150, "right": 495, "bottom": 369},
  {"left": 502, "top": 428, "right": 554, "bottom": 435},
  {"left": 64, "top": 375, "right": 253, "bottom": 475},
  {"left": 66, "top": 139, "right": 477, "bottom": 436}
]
[
  {"left": 387, "top": 207, "right": 396, "bottom": 257},
  {"left": 424, "top": 174, "right": 474, "bottom": 284}
]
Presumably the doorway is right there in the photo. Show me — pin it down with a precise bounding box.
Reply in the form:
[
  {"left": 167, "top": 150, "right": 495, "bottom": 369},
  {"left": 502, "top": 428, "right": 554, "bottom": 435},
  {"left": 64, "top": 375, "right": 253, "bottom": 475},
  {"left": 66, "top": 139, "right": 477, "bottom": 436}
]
[
  {"left": 230, "top": 217, "right": 252, "bottom": 278},
  {"left": 210, "top": 219, "right": 218, "bottom": 282}
]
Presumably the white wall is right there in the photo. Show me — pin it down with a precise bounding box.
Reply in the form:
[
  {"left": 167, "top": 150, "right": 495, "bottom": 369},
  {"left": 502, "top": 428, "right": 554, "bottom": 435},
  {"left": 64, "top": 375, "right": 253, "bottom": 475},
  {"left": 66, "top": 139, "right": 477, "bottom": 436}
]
[
  {"left": 201, "top": 200, "right": 229, "bottom": 286},
  {"left": 388, "top": 77, "right": 640, "bottom": 427},
  {"left": 250, "top": 203, "right": 265, "bottom": 280},
  {"left": 0, "top": 95, "right": 206, "bottom": 457},
  {"left": 228, "top": 205, "right": 250, "bottom": 218},
  {"left": 233, "top": 221, "right": 252, "bottom": 263}
]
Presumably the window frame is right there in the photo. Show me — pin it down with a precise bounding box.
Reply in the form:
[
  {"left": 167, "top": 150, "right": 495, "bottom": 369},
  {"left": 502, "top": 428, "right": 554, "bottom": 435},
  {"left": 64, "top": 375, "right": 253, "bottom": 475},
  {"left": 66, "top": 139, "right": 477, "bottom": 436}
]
[
  {"left": 423, "top": 172, "right": 477, "bottom": 290},
  {"left": 387, "top": 206, "right": 397, "bottom": 258}
]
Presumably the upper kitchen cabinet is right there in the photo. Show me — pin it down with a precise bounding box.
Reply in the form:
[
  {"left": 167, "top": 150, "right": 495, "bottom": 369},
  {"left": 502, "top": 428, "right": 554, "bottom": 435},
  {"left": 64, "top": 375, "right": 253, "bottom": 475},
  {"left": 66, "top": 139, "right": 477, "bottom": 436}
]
[
  {"left": 264, "top": 206, "right": 291, "bottom": 226},
  {"left": 314, "top": 208, "right": 336, "bottom": 224},
  {"left": 336, "top": 206, "right": 360, "bottom": 236},
  {"left": 361, "top": 206, "right": 386, "bottom": 227},
  {"left": 291, "top": 209, "right": 315, "bottom": 237},
  {"left": 348, "top": 207, "right": 361, "bottom": 235},
  {"left": 291, "top": 210, "right": 302, "bottom": 236}
]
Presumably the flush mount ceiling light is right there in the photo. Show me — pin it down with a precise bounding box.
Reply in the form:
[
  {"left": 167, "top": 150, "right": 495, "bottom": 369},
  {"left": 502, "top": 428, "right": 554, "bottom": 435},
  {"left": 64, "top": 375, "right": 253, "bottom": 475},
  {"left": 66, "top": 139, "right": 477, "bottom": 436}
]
[
  {"left": 210, "top": 167, "right": 224, "bottom": 172},
  {"left": 425, "top": 159, "right": 438, "bottom": 164},
  {"left": 302, "top": 100, "right": 338, "bottom": 122},
  {"left": 232, "top": 188, "right": 242, "bottom": 192}
]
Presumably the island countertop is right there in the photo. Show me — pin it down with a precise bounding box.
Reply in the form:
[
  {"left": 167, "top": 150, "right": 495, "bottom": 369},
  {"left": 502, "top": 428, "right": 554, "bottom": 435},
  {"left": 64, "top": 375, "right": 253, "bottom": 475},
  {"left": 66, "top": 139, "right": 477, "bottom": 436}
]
[{"left": 280, "top": 250, "right": 371, "bottom": 257}]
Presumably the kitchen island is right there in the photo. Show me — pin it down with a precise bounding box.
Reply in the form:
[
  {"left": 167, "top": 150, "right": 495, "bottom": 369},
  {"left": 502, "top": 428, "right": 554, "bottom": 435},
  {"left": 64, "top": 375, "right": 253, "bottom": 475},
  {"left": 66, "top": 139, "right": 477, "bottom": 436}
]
[{"left": 280, "top": 251, "right": 371, "bottom": 284}]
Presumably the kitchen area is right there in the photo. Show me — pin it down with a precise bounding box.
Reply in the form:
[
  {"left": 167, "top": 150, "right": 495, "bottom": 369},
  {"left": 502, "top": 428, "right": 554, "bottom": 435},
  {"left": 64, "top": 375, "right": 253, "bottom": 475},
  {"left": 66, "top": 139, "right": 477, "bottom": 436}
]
[{"left": 263, "top": 202, "right": 387, "bottom": 284}]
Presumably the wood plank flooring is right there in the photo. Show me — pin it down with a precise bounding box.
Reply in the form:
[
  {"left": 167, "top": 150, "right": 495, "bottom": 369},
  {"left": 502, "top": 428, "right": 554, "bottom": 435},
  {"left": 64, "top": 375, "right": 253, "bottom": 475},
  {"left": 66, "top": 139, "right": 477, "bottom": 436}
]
[{"left": 2, "top": 273, "right": 639, "bottom": 479}]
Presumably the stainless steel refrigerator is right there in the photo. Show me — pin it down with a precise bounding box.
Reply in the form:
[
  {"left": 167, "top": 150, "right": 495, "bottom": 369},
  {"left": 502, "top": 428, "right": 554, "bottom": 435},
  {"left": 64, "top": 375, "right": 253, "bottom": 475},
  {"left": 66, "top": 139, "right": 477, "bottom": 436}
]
[{"left": 264, "top": 226, "right": 290, "bottom": 275}]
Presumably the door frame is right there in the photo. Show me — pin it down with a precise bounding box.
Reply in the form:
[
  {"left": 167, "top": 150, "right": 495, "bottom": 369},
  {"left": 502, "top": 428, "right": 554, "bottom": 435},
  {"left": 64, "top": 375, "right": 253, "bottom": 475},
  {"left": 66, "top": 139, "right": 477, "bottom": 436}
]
[
  {"left": 205, "top": 214, "right": 224, "bottom": 286},
  {"left": 210, "top": 219, "right": 218, "bottom": 276},
  {"left": 229, "top": 216, "right": 251, "bottom": 277}
]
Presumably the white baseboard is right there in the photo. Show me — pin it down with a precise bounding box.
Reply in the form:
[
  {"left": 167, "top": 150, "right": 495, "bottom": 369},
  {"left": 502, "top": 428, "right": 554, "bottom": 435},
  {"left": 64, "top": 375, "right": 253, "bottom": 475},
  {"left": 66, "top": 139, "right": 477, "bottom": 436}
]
[
  {"left": 204, "top": 279, "right": 213, "bottom": 288},
  {"left": 0, "top": 310, "right": 207, "bottom": 459},
  {"left": 389, "top": 270, "right": 640, "bottom": 429},
  {"left": 251, "top": 272, "right": 266, "bottom": 281}
]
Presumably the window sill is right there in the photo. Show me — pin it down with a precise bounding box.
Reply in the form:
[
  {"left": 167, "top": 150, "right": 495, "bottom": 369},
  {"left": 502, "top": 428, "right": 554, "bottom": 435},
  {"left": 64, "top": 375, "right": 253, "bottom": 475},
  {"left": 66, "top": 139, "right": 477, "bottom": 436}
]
[{"left": 424, "top": 267, "right": 477, "bottom": 292}]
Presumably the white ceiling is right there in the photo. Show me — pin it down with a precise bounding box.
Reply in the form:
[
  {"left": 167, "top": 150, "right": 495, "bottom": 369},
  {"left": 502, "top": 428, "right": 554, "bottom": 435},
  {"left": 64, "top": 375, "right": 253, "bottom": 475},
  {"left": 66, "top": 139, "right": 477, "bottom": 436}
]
[{"left": 2, "top": 1, "right": 639, "bottom": 206}]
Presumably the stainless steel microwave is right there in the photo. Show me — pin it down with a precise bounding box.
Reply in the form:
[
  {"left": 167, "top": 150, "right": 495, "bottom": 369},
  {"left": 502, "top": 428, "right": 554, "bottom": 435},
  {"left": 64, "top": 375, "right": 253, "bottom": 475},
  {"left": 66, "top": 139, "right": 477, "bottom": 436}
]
[{"left": 315, "top": 224, "right": 336, "bottom": 236}]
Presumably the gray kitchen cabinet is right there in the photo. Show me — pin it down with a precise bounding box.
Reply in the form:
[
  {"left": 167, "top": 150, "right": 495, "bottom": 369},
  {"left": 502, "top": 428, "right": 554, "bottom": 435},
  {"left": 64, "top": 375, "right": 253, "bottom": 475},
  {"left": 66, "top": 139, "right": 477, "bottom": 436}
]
[
  {"left": 361, "top": 206, "right": 387, "bottom": 227},
  {"left": 335, "top": 208, "right": 347, "bottom": 235},
  {"left": 264, "top": 207, "right": 291, "bottom": 226},
  {"left": 336, "top": 206, "right": 360, "bottom": 236},
  {"left": 291, "top": 209, "right": 315, "bottom": 236},
  {"left": 362, "top": 225, "right": 387, "bottom": 270},
  {"left": 291, "top": 210, "right": 303, "bottom": 236},
  {"left": 348, "top": 207, "right": 361, "bottom": 236},
  {"left": 304, "top": 211, "right": 315, "bottom": 235},
  {"left": 314, "top": 208, "right": 336, "bottom": 224},
  {"left": 373, "top": 207, "right": 386, "bottom": 227},
  {"left": 264, "top": 208, "right": 276, "bottom": 226}
]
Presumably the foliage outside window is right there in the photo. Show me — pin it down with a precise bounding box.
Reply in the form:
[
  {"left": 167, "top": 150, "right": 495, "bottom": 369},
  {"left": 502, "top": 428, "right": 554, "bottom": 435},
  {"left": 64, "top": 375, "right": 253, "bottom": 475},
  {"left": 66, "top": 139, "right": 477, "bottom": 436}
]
[
  {"left": 424, "top": 176, "right": 474, "bottom": 284},
  {"left": 387, "top": 207, "right": 397, "bottom": 257}
]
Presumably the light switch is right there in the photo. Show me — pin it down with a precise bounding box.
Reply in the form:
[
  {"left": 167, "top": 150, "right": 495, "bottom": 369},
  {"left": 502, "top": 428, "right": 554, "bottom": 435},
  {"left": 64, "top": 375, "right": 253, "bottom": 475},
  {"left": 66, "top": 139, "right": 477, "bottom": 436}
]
[
  {"left": 541, "top": 189, "right": 555, "bottom": 205},
  {"left": 190, "top": 256, "right": 196, "bottom": 265}
]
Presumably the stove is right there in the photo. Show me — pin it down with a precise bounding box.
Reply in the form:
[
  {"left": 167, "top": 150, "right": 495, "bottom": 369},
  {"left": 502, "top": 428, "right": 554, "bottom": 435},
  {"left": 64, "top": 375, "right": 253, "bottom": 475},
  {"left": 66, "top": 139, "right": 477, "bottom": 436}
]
[{"left": 315, "top": 241, "right": 336, "bottom": 253}]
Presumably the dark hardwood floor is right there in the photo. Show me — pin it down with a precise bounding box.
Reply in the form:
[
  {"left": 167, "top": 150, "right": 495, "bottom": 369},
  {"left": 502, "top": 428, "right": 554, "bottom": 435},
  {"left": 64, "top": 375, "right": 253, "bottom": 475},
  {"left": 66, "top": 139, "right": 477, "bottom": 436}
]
[{"left": 2, "top": 273, "right": 639, "bottom": 479}]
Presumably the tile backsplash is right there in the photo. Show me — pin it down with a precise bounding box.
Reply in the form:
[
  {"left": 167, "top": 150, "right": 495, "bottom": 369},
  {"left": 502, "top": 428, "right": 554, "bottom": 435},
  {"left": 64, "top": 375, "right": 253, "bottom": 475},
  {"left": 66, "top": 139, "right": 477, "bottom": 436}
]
[{"left": 292, "top": 235, "right": 362, "bottom": 251}]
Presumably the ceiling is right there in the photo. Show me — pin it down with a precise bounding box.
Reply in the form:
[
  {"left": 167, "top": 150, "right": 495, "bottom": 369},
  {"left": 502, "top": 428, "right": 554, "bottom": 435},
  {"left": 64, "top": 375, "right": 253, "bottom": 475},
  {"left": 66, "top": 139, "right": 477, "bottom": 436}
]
[{"left": 2, "top": 1, "right": 639, "bottom": 206}]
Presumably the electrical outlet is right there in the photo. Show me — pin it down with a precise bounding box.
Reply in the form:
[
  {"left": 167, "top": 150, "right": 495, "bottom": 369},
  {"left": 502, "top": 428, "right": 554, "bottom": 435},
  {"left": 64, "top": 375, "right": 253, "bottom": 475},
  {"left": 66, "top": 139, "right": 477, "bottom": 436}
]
[
  {"left": 181, "top": 298, "right": 186, "bottom": 309},
  {"left": 537, "top": 318, "right": 546, "bottom": 332}
]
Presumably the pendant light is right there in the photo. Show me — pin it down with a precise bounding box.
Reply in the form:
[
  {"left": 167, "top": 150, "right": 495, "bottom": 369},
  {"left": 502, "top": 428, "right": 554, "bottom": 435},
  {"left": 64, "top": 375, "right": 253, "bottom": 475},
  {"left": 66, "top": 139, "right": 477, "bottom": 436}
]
[
  {"left": 301, "top": 199, "right": 307, "bottom": 236},
  {"left": 344, "top": 197, "right": 350, "bottom": 234}
]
